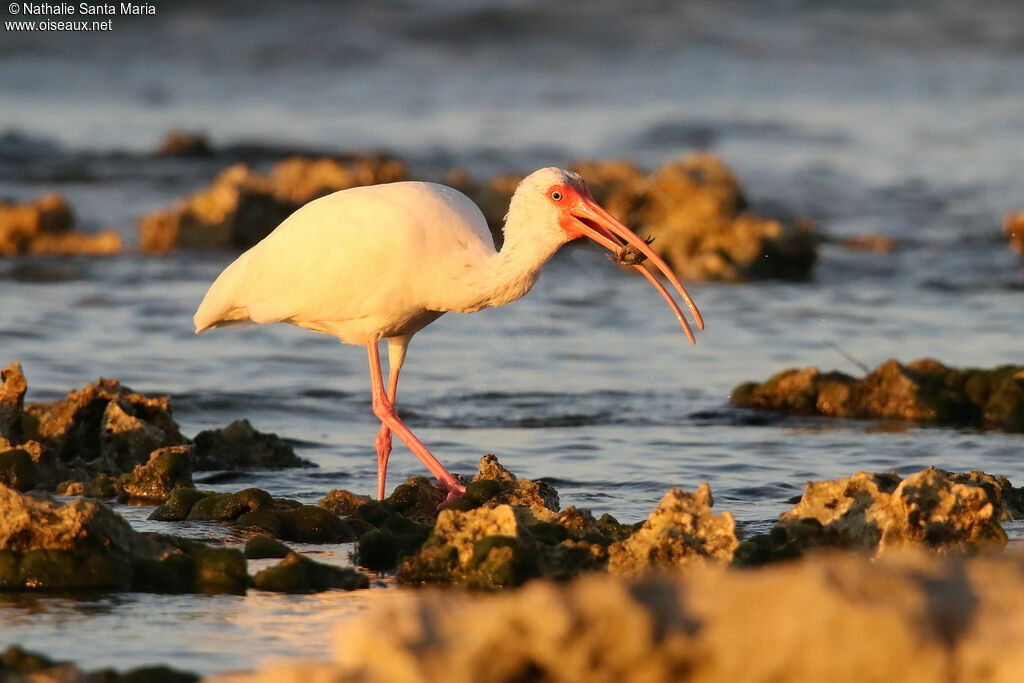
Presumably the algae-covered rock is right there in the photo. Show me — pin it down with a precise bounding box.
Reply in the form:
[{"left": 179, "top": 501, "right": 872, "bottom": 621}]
[
  {"left": 149, "top": 487, "right": 213, "bottom": 521},
  {"left": 251, "top": 551, "right": 369, "bottom": 593},
  {"left": 772, "top": 467, "right": 1008, "bottom": 557},
  {"left": 192, "top": 419, "right": 313, "bottom": 470},
  {"left": 456, "top": 454, "right": 559, "bottom": 522},
  {"left": 319, "top": 488, "right": 371, "bottom": 516},
  {"left": 139, "top": 156, "right": 407, "bottom": 252},
  {"left": 119, "top": 444, "right": 194, "bottom": 503},
  {"left": 608, "top": 484, "right": 738, "bottom": 576},
  {"left": 0, "top": 193, "right": 120, "bottom": 257},
  {"left": 0, "top": 448, "right": 37, "bottom": 491},
  {"left": 354, "top": 513, "right": 432, "bottom": 571},
  {"left": 236, "top": 504, "right": 357, "bottom": 543},
  {"left": 731, "top": 358, "right": 1024, "bottom": 432},
  {"left": 244, "top": 534, "right": 291, "bottom": 559},
  {"left": 0, "top": 483, "right": 245, "bottom": 593},
  {"left": 398, "top": 504, "right": 537, "bottom": 589},
  {"left": 187, "top": 487, "right": 274, "bottom": 521}
]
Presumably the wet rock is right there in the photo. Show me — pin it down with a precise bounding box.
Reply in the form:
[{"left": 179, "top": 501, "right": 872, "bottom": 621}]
[
  {"left": 354, "top": 513, "right": 433, "bottom": 571},
  {"left": 1005, "top": 210, "right": 1024, "bottom": 256},
  {"left": 1, "top": 644, "right": 201, "bottom": 683},
  {"left": 187, "top": 487, "right": 275, "bottom": 521},
  {"left": 319, "top": 488, "right": 371, "bottom": 516},
  {"left": 0, "top": 448, "right": 37, "bottom": 491},
  {"left": 244, "top": 534, "right": 291, "bottom": 559},
  {"left": 0, "top": 361, "right": 27, "bottom": 444},
  {"left": 139, "top": 156, "right": 407, "bottom": 252},
  {"left": 771, "top": 467, "right": 1008, "bottom": 557},
  {"left": 397, "top": 504, "right": 537, "bottom": 589},
  {"left": 56, "top": 472, "right": 120, "bottom": 499},
  {"left": 251, "top": 551, "right": 369, "bottom": 593},
  {"left": 381, "top": 476, "right": 447, "bottom": 523},
  {"left": 118, "top": 444, "right": 195, "bottom": 503},
  {"left": 218, "top": 551, "right": 1024, "bottom": 683},
  {"left": 156, "top": 129, "right": 213, "bottom": 157},
  {"left": 24, "top": 377, "right": 188, "bottom": 472},
  {"left": 454, "top": 453, "right": 560, "bottom": 522},
  {"left": 0, "top": 483, "right": 245, "bottom": 594},
  {"left": 236, "top": 504, "right": 357, "bottom": 543},
  {"left": 0, "top": 193, "right": 120, "bottom": 257},
  {"left": 732, "top": 358, "right": 1024, "bottom": 431},
  {"left": 608, "top": 484, "right": 738, "bottom": 576},
  {"left": 192, "top": 418, "right": 313, "bottom": 470},
  {"left": 148, "top": 487, "right": 213, "bottom": 521}
]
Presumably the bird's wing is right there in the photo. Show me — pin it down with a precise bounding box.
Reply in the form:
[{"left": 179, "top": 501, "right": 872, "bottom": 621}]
[{"left": 193, "top": 182, "right": 495, "bottom": 334}]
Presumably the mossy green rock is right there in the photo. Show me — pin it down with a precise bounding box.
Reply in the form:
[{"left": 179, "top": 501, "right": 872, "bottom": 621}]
[
  {"left": 354, "top": 513, "right": 432, "bottom": 570},
  {"left": 244, "top": 534, "right": 291, "bottom": 559},
  {"left": 148, "top": 487, "right": 213, "bottom": 521},
  {"left": 119, "top": 444, "right": 194, "bottom": 503},
  {"left": 1, "top": 644, "right": 199, "bottom": 682},
  {"left": 187, "top": 487, "right": 273, "bottom": 520},
  {"left": 0, "top": 448, "right": 37, "bottom": 491},
  {"left": 192, "top": 418, "right": 313, "bottom": 470},
  {"left": 236, "top": 504, "right": 355, "bottom": 543},
  {"left": 252, "top": 551, "right": 369, "bottom": 593}
]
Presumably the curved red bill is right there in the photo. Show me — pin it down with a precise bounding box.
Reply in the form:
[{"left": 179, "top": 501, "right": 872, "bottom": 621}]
[{"left": 570, "top": 197, "right": 704, "bottom": 344}]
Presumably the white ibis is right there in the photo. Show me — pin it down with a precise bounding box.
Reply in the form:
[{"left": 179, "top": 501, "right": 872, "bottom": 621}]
[{"left": 194, "top": 168, "right": 703, "bottom": 502}]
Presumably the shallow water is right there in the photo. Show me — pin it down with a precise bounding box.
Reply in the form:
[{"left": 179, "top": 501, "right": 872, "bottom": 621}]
[{"left": 2, "top": 0, "right": 1024, "bottom": 676}]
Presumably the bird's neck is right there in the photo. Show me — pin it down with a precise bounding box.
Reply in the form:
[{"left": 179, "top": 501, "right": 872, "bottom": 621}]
[{"left": 449, "top": 204, "right": 567, "bottom": 313}]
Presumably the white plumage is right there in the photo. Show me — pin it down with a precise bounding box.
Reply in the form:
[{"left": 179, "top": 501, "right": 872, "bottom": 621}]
[{"left": 195, "top": 167, "right": 703, "bottom": 502}]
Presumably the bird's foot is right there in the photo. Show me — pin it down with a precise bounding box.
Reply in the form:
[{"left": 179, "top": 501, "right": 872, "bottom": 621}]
[{"left": 438, "top": 480, "right": 467, "bottom": 509}]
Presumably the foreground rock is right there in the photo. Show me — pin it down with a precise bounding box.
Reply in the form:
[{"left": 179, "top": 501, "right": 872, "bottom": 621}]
[
  {"left": 210, "top": 550, "right": 1024, "bottom": 683},
  {"left": 732, "top": 358, "right": 1024, "bottom": 431},
  {"left": 0, "top": 193, "right": 120, "bottom": 257},
  {"left": 139, "top": 156, "right": 407, "bottom": 251},
  {"left": 0, "top": 484, "right": 246, "bottom": 593},
  {"left": 467, "top": 155, "right": 816, "bottom": 281},
  {"left": 1, "top": 645, "right": 198, "bottom": 683},
  {"left": 753, "top": 467, "right": 1010, "bottom": 562}
]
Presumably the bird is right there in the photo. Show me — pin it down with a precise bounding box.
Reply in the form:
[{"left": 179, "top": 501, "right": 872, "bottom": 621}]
[{"left": 194, "top": 167, "right": 704, "bottom": 503}]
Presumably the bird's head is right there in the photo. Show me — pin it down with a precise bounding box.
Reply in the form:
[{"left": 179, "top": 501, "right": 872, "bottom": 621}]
[{"left": 512, "top": 167, "right": 704, "bottom": 343}]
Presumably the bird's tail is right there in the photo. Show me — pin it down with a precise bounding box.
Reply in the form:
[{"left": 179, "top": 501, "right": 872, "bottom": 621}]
[{"left": 193, "top": 251, "right": 255, "bottom": 333}]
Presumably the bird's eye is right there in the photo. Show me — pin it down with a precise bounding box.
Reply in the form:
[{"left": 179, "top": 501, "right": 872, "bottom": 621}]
[{"left": 551, "top": 191, "right": 562, "bottom": 202}]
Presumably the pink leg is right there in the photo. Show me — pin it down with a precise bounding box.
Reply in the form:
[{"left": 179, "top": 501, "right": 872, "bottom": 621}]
[
  {"left": 374, "top": 363, "right": 399, "bottom": 501},
  {"left": 367, "top": 342, "right": 465, "bottom": 501}
]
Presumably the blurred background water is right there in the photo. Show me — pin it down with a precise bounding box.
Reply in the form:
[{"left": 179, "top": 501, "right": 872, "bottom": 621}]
[{"left": 1, "top": 0, "right": 1023, "bottom": 676}]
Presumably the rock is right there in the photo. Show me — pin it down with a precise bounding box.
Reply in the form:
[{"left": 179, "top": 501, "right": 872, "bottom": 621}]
[
  {"left": 211, "top": 551, "right": 1024, "bottom": 683},
  {"left": 732, "top": 358, "right": 1024, "bottom": 431},
  {"left": 0, "top": 361, "right": 27, "bottom": 444},
  {"left": 251, "top": 551, "right": 369, "bottom": 593},
  {"left": 0, "top": 448, "right": 37, "bottom": 491},
  {"left": 397, "top": 504, "right": 537, "bottom": 589},
  {"left": 381, "top": 476, "right": 447, "bottom": 523},
  {"left": 354, "top": 513, "right": 433, "bottom": 571},
  {"left": 1005, "top": 210, "right": 1024, "bottom": 256},
  {"left": 139, "top": 156, "right": 407, "bottom": 252},
  {"left": 244, "top": 534, "right": 291, "bottom": 559},
  {"left": 0, "top": 193, "right": 120, "bottom": 257},
  {"left": 455, "top": 453, "right": 559, "bottom": 522},
  {"left": 1, "top": 644, "right": 200, "bottom": 682},
  {"left": 236, "top": 504, "right": 357, "bottom": 543},
  {"left": 24, "top": 377, "right": 188, "bottom": 471},
  {"left": 119, "top": 445, "right": 195, "bottom": 503},
  {"left": 608, "top": 484, "right": 738, "bottom": 576},
  {"left": 771, "top": 467, "right": 1008, "bottom": 556},
  {"left": 0, "top": 483, "right": 245, "bottom": 594},
  {"left": 149, "top": 487, "right": 213, "bottom": 521},
  {"left": 187, "top": 488, "right": 275, "bottom": 521},
  {"left": 192, "top": 419, "right": 313, "bottom": 470},
  {"left": 156, "top": 129, "right": 213, "bottom": 157},
  {"left": 319, "top": 488, "right": 371, "bottom": 516}
]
